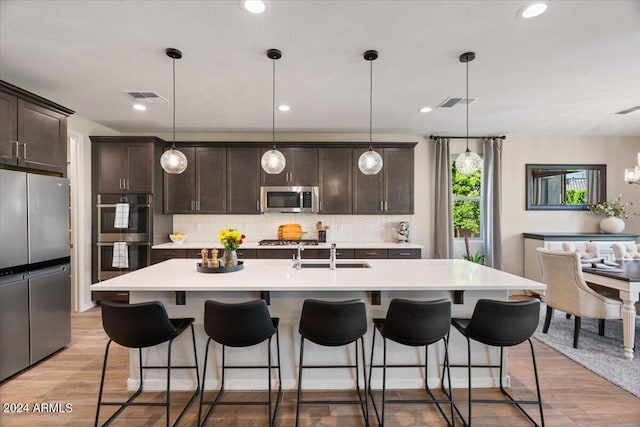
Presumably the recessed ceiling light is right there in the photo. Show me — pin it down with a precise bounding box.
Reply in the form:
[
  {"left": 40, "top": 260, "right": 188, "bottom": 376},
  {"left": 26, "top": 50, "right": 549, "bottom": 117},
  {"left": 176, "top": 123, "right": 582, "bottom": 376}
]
[
  {"left": 244, "top": 0, "right": 266, "bottom": 14},
  {"left": 521, "top": 2, "right": 548, "bottom": 18},
  {"left": 419, "top": 106, "right": 432, "bottom": 113},
  {"left": 132, "top": 103, "right": 147, "bottom": 111},
  {"left": 278, "top": 105, "right": 290, "bottom": 112}
]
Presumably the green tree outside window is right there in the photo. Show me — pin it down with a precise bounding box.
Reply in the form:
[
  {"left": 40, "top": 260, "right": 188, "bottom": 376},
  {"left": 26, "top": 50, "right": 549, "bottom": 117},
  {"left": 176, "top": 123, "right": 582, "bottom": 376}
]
[{"left": 452, "top": 160, "right": 482, "bottom": 238}]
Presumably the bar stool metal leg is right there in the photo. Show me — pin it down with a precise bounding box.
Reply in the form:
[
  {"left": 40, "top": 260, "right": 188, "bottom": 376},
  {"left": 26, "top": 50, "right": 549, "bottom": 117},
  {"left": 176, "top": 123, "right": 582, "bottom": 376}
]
[{"left": 295, "top": 338, "right": 305, "bottom": 427}]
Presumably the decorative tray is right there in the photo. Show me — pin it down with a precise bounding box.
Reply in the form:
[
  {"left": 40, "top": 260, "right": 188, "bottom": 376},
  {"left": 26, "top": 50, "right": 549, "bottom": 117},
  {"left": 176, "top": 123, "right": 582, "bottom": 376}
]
[{"left": 197, "top": 261, "right": 244, "bottom": 273}]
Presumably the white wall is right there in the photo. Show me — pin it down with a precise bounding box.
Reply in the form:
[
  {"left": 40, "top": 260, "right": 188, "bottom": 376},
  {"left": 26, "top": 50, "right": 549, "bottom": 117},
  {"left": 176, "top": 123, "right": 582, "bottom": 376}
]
[
  {"left": 501, "top": 135, "right": 640, "bottom": 276},
  {"left": 68, "top": 115, "right": 119, "bottom": 311}
]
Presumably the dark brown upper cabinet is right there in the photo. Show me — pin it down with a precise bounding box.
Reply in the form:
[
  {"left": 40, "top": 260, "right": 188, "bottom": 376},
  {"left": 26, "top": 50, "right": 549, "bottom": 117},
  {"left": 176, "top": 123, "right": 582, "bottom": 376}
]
[
  {"left": 383, "top": 148, "right": 414, "bottom": 214},
  {"left": 0, "top": 91, "right": 18, "bottom": 166},
  {"left": 164, "top": 146, "right": 226, "bottom": 214},
  {"left": 260, "top": 147, "right": 319, "bottom": 186},
  {"left": 353, "top": 147, "right": 414, "bottom": 214},
  {"left": 227, "top": 147, "right": 261, "bottom": 214},
  {"left": 0, "top": 81, "right": 73, "bottom": 175},
  {"left": 319, "top": 147, "right": 352, "bottom": 214},
  {"left": 94, "top": 140, "right": 156, "bottom": 194}
]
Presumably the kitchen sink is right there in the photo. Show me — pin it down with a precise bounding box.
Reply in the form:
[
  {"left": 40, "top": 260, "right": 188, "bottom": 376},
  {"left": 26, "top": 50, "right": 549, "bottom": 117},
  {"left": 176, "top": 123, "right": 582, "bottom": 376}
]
[{"left": 299, "top": 262, "right": 371, "bottom": 269}]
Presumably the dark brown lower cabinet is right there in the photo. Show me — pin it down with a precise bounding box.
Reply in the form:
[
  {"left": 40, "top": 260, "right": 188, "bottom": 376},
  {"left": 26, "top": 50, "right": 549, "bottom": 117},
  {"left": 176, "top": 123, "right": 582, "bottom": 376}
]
[
  {"left": 354, "top": 249, "right": 388, "bottom": 259},
  {"left": 152, "top": 247, "right": 420, "bottom": 262},
  {"left": 317, "top": 249, "right": 355, "bottom": 259},
  {"left": 388, "top": 248, "right": 421, "bottom": 259},
  {"left": 256, "top": 249, "right": 319, "bottom": 259}
]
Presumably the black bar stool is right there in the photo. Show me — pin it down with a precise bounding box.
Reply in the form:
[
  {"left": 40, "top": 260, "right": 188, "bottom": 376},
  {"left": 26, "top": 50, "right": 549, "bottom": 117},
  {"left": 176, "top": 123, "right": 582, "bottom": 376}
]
[
  {"left": 368, "top": 298, "right": 454, "bottom": 426},
  {"left": 447, "top": 299, "right": 544, "bottom": 427},
  {"left": 198, "top": 299, "right": 282, "bottom": 427},
  {"left": 95, "top": 301, "right": 200, "bottom": 427},
  {"left": 295, "top": 299, "right": 369, "bottom": 427}
]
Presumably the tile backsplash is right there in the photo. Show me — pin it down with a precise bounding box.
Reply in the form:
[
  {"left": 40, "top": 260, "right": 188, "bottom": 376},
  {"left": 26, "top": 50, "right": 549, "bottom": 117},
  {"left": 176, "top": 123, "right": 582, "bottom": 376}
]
[{"left": 173, "top": 214, "right": 413, "bottom": 243}]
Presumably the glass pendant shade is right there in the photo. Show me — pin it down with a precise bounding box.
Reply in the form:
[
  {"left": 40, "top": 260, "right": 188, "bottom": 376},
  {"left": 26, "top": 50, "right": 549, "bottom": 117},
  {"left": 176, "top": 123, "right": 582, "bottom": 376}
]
[
  {"left": 625, "top": 154, "right": 640, "bottom": 184},
  {"left": 160, "top": 147, "right": 188, "bottom": 174},
  {"left": 455, "top": 148, "right": 482, "bottom": 175},
  {"left": 358, "top": 149, "right": 383, "bottom": 175},
  {"left": 261, "top": 148, "right": 286, "bottom": 174}
]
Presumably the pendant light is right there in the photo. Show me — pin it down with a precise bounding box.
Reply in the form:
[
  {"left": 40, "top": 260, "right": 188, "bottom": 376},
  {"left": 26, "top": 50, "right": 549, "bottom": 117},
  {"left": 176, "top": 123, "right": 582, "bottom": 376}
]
[
  {"left": 454, "top": 51, "right": 482, "bottom": 175},
  {"left": 261, "top": 48, "right": 286, "bottom": 174},
  {"left": 160, "top": 48, "right": 188, "bottom": 174},
  {"left": 624, "top": 153, "right": 640, "bottom": 185},
  {"left": 358, "top": 50, "right": 383, "bottom": 175}
]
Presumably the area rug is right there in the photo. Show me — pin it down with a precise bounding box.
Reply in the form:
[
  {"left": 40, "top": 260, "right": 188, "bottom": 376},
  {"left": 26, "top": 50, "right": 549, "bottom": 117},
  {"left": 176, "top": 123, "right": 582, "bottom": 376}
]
[{"left": 533, "top": 305, "right": 640, "bottom": 398}]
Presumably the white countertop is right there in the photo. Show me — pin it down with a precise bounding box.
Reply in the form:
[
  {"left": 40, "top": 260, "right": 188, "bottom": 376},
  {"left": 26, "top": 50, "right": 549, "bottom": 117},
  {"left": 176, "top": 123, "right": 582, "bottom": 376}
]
[
  {"left": 91, "top": 258, "right": 546, "bottom": 292},
  {"left": 152, "top": 241, "right": 424, "bottom": 250}
]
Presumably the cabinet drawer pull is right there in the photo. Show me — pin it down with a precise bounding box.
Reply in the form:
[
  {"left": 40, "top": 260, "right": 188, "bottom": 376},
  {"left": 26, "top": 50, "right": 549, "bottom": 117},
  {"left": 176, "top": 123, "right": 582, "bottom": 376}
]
[
  {"left": 366, "top": 252, "right": 378, "bottom": 256},
  {"left": 116, "top": 293, "right": 128, "bottom": 296},
  {"left": 22, "top": 142, "right": 27, "bottom": 159},
  {"left": 13, "top": 141, "right": 20, "bottom": 159},
  {"left": 384, "top": 200, "right": 388, "bottom": 211},
  {"left": 380, "top": 201, "right": 383, "bottom": 211},
  {"left": 399, "top": 252, "right": 411, "bottom": 256}
]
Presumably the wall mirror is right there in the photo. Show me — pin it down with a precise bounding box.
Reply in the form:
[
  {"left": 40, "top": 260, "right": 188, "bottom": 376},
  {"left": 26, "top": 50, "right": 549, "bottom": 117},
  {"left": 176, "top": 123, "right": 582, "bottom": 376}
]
[{"left": 526, "top": 164, "right": 607, "bottom": 210}]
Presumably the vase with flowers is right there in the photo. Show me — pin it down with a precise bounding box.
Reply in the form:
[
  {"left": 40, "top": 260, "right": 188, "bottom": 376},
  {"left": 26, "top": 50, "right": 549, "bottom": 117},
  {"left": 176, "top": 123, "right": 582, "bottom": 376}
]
[
  {"left": 589, "top": 194, "right": 636, "bottom": 233},
  {"left": 217, "top": 228, "right": 245, "bottom": 267}
]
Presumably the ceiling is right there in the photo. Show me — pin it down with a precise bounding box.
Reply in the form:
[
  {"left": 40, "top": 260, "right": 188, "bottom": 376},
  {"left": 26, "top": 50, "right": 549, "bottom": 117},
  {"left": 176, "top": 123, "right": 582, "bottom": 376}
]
[{"left": 1, "top": 0, "right": 640, "bottom": 138}]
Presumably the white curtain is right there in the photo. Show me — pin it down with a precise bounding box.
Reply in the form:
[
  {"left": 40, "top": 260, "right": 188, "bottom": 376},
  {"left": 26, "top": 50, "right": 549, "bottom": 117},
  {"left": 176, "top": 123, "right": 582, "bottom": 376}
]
[
  {"left": 481, "top": 137, "right": 503, "bottom": 269},
  {"left": 433, "top": 137, "right": 454, "bottom": 259}
]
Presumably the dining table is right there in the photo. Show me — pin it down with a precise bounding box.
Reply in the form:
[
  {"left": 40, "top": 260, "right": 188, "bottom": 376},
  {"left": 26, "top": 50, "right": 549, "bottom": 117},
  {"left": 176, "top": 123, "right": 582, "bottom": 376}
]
[{"left": 583, "top": 260, "right": 640, "bottom": 360}]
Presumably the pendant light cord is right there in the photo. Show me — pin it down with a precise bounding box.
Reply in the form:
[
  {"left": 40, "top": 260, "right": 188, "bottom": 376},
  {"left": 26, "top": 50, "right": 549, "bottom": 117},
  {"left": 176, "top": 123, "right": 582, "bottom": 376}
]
[
  {"left": 465, "top": 58, "right": 470, "bottom": 152},
  {"left": 369, "top": 58, "right": 373, "bottom": 149},
  {"left": 272, "top": 58, "right": 276, "bottom": 150},
  {"left": 172, "top": 56, "right": 176, "bottom": 150}
]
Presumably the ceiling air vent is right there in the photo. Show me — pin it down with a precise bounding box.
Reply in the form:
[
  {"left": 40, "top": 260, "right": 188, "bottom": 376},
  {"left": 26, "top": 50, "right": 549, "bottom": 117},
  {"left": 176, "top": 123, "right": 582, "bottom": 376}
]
[
  {"left": 437, "top": 97, "right": 477, "bottom": 108},
  {"left": 124, "top": 91, "right": 169, "bottom": 104},
  {"left": 614, "top": 106, "right": 640, "bottom": 115}
]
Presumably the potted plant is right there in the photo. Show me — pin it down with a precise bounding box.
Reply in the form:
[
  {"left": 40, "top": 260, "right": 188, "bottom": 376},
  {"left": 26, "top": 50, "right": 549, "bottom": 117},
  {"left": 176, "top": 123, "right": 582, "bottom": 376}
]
[
  {"left": 589, "top": 194, "right": 636, "bottom": 233},
  {"left": 462, "top": 236, "right": 485, "bottom": 264}
]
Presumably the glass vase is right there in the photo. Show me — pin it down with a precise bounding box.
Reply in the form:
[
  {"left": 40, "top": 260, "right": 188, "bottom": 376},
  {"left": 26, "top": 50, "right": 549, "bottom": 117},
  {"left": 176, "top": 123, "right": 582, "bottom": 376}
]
[{"left": 222, "top": 249, "right": 238, "bottom": 267}]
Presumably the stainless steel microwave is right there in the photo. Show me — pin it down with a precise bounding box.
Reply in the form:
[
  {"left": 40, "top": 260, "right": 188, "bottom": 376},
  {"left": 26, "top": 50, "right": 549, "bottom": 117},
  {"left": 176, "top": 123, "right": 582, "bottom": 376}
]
[{"left": 260, "top": 186, "right": 319, "bottom": 213}]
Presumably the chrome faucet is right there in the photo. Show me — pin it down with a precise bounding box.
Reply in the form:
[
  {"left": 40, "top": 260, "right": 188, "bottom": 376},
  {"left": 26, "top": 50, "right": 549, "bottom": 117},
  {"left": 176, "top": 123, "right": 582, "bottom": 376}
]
[
  {"left": 329, "top": 243, "right": 337, "bottom": 270},
  {"left": 293, "top": 242, "right": 304, "bottom": 270}
]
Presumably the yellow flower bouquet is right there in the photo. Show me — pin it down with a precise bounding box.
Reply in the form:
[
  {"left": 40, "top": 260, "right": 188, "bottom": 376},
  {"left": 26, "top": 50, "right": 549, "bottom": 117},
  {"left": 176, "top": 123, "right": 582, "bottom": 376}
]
[{"left": 217, "top": 228, "right": 245, "bottom": 251}]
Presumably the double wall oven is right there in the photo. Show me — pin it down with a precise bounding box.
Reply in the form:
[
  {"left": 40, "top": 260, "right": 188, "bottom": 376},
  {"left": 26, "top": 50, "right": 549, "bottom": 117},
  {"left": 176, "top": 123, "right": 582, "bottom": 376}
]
[{"left": 96, "top": 194, "right": 152, "bottom": 280}]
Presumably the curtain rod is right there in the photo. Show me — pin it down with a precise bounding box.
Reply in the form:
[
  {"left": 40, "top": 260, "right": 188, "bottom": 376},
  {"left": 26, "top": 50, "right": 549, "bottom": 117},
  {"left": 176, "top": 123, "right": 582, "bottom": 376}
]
[{"left": 429, "top": 135, "right": 506, "bottom": 140}]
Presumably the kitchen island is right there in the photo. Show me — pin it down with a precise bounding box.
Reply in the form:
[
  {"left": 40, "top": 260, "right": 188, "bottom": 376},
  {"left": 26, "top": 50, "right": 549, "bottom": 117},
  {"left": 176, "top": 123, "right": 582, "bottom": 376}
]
[{"left": 91, "top": 258, "right": 546, "bottom": 392}]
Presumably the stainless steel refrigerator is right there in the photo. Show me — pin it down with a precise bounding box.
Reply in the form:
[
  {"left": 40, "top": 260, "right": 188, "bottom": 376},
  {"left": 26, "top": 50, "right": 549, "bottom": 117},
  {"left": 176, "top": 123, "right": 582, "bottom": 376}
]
[{"left": 0, "top": 169, "right": 71, "bottom": 381}]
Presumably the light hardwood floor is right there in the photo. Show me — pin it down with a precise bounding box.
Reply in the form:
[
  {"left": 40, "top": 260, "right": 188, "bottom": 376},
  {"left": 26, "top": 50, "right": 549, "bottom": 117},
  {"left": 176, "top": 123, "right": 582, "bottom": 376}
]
[{"left": 1, "top": 306, "right": 639, "bottom": 426}]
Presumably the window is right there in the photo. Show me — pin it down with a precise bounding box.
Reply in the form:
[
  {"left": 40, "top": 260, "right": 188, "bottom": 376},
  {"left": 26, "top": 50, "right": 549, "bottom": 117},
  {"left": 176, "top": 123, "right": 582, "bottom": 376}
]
[{"left": 451, "top": 159, "right": 482, "bottom": 238}]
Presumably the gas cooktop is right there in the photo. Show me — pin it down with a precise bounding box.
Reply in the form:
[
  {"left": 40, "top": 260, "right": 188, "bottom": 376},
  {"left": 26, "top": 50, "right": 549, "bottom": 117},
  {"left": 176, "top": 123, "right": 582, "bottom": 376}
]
[{"left": 258, "top": 239, "right": 319, "bottom": 246}]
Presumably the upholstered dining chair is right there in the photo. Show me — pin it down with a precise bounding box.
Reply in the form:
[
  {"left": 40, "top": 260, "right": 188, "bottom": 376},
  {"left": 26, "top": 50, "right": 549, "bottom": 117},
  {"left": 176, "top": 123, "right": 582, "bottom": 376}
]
[
  {"left": 536, "top": 248, "right": 622, "bottom": 348},
  {"left": 561, "top": 241, "right": 600, "bottom": 259},
  {"left": 612, "top": 243, "right": 640, "bottom": 260}
]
